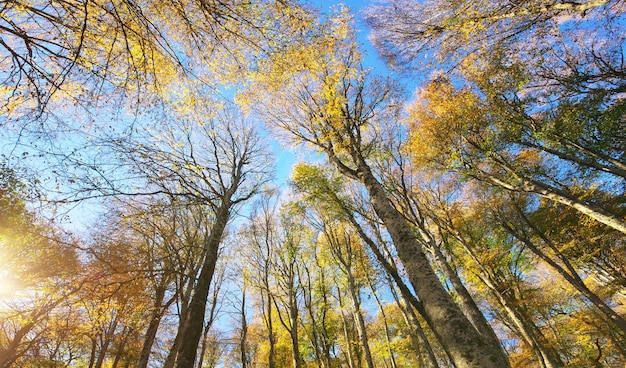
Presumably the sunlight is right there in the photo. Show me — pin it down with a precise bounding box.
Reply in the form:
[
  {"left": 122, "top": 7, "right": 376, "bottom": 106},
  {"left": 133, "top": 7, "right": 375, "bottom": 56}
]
[
  {"left": 0, "top": 269, "right": 19, "bottom": 298},
  {"left": 0, "top": 240, "right": 19, "bottom": 299}
]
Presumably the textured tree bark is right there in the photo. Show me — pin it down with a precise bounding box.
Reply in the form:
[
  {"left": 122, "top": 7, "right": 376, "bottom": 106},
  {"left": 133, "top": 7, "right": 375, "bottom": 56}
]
[
  {"left": 355, "top": 164, "right": 511, "bottom": 368},
  {"left": 387, "top": 276, "right": 440, "bottom": 368},
  {"left": 430, "top": 238, "right": 506, "bottom": 355}
]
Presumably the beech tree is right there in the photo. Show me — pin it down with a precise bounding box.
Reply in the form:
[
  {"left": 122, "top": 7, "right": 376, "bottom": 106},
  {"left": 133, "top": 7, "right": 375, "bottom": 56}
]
[
  {"left": 0, "top": 0, "right": 313, "bottom": 119},
  {"left": 119, "top": 108, "right": 270, "bottom": 368},
  {"left": 257, "top": 30, "right": 510, "bottom": 365}
]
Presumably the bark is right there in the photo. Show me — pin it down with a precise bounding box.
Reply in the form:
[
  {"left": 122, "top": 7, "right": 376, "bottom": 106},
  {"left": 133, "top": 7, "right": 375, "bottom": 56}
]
[
  {"left": 240, "top": 289, "right": 248, "bottom": 368},
  {"left": 431, "top": 240, "right": 503, "bottom": 348},
  {"left": 111, "top": 327, "right": 131, "bottom": 368},
  {"left": 461, "top": 241, "right": 564, "bottom": 368},
  {"left": 138, "top": 285, "right": 175, "bottom": 368},
  {"left": 337, "top": 287, "right": 358, "bottom": 368},
  {"left": 301, "top": 263, "right": 326, "bottom": 368},
  {"left": 164, "top": 269, "right": 197, "bottom": 368},
  {"left": 88, "top": 337, "right": 97, "bottom": 368},
  {"left": 94, "top": 316, "right": 119, "bottom": 368},
  {"left": 387, "top": 275, "right": 440, "bottom": 368},
  {"left": 175, "top": 199, "right": 232, "bottom": 368},
  {"left": 343, "top": 207, "right": 446, "bottom": 366},
  {"left": 263, "top": 290, "right": 277, "bottom": 368},
  {"left": 353, "top": 163, "right": 510, "bottom": 368},
  {"left": 288, "top": 282, "right": 304, "bottom": 368},
  {"left": 481, "top": 169, "right": 626, "bottom": 235},
  {"left": 521, "top": 139, "right": 626, "bottom": 180},
  {"left": 347, "top": 272, "right": 375, "bottom": 368}
]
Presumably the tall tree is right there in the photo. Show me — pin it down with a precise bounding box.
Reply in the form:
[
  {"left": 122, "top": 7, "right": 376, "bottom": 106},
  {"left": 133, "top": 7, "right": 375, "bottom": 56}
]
[{"left": 259, "top": 31, "right": 510, "bottom": 365}]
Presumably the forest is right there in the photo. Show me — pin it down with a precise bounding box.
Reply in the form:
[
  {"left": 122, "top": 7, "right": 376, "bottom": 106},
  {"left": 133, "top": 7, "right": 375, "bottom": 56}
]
[{"left": 0, "top": 0, "right": 624, "bottom": 367}]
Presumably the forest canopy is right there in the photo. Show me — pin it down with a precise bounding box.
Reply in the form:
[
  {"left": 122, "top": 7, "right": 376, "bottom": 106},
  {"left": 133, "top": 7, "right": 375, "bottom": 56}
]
[{"left": 1, "top": 1, "right": 624, "bottom": 367}]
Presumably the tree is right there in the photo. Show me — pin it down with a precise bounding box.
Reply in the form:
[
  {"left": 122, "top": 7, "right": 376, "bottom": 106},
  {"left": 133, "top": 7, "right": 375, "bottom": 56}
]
[
  {"left": 258, "top": 28, "right": 510, "bottom": 364},
  {"left": 0, "top": 0, "right": 313, "bottom": 119},
  {"left": 406, "top": 74, "right": 626, "bottom": 235},
  {"left": 0, "top": 163, "right": 83, "bottom": 368},
  {"left": 364, "top": 0, "right": 619, "bottom": 74},
  {"left": 121, "top": 108, "right": 271, "bottom": 368}
]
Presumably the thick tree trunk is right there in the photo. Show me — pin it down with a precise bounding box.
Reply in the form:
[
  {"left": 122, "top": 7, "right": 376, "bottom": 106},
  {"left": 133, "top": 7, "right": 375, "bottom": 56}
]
[
  {"left": 356, "top": 164, "right": 510, "bottom": 368},
  {"left": 387, "top": 276, "right": 440, "bottom": 368}
]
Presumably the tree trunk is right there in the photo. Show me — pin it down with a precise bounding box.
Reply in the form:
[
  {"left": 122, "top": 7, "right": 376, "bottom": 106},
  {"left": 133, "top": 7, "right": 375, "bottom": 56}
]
[
  {"left": 431, "top": 235, "right": 506, "bottom": 355},
  {"left": 387, "top": 275, "right": 440, "bottom": 368},
  {"left": 111, "top": 327, "right": 130, "bottom": 368},
  {"left": 461, "top": 241, "right": 564, "bottom": 368},
  {"left": 347, "top": 273, "right": 375, "bottom": 368},
  {"left": 337, "top": 289, "right": 357, "bottom": 368},
  {"left": 355, "top": 164, "right": 510, "bottom": 368},
  {"left": 505, "top": 207, "right": 626, "bottom": 338},
  {"left": 367, "top": 276, "right": 398, "bottom": 368},
  {"left": 138, "top": 285, "right": 173, "bottom": 368},
  {"left": 482, "top": 168, "right": 626, "bottom": 235},
  {"left": 288, "top": 281, "right": 304, "bottom": 368},
  {"left": 164, "top": 270, "right": 197, "bottom": 368},
  {"left": 175, "top": 200, "right": 232, "bottom": 368},
  {"left": 94, "top": 316, "right": 119, "bottom": 368},
  {"left": 264, "top": 291, "right": 277, "bottom": 368}
]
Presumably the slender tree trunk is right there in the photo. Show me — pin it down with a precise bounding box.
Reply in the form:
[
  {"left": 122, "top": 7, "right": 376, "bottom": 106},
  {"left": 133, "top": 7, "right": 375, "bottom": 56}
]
[
  {"left": 482, "top": 168, "right": 626, "bottom": 235},
  {"left": 175, "top": 199, "right": 232, "bottom": 368},
  {"left": 88, "top": 337, "right": 97, "bottom": 368},
  {"left": 347, "top": 273, "right": 375, "bottom": 368},
  {"left": 0, "top": 322, "right": 35, "bottom": 368},
  {"left": 387, "top": 276, "right": 440, "bottom": 368},
  {"left": 138, "top": 285, "right": 173, "bottom": 368},
  {"left": 301, "top": 264, "right": 326, "bottom": 368},
  {"left": 164, "top": 272, "right": 197, "bottom": 368},
  {"left": 461, "top": 243, "right": 564, "bottom": 368},
  {"left": 431, "top": 235, "right": 506, "bottom": 356},
  {"left": 196, "top": 325, "right": 209, "bottom": 368},
  {"left": 288, "top": 282, "right": 304, "bottom": 368},
  {"left": 505, "top": 207, "right": 626, "bottom": 337},
  {"left": 94, "top": 316, "right": 119, "bottom": 368},
  {"left": 367, "top": 276, "right": 398, "bottom": 368},
  {"left": 345, "top": 208, "right": 443, "bottom": 367},
  {"left": 264, "top": 291, "right": 277, "bottom": 368},
  {"left": 337, "top": 287, "right": 358, "bottom": 368},
  {"left": 354, "top": 163, "right": 510, "bottom": 368},
  {"left": 111, "top": 327, "right": 130, "bottom": 368},
  {"left": 240, "top": 285, "right": 249, "bottom": 368}
]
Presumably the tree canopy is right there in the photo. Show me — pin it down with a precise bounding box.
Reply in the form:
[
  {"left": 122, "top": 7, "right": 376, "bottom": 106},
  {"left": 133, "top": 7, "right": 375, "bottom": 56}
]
[{"left": 0, "top": 1, "right": 624, "bottom": 367}]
